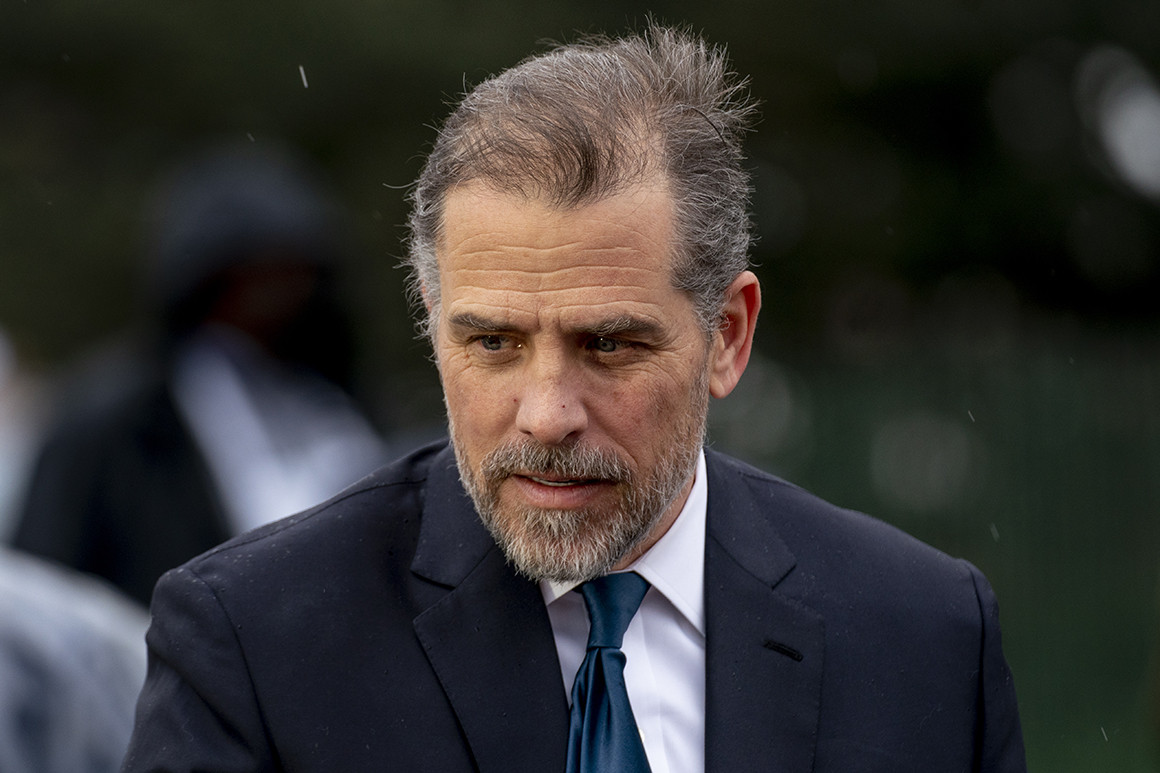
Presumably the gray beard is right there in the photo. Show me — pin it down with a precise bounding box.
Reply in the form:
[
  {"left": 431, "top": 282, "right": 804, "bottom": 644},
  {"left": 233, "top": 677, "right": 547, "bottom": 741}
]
[{"left": 452, "top": 424, "right": 703, "bottom": 584}]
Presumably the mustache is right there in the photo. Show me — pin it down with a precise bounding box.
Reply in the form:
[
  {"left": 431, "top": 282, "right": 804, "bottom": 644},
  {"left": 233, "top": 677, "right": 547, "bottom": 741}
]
[{"left": 479, "top": 440, "right": 632, "bottom": 483}]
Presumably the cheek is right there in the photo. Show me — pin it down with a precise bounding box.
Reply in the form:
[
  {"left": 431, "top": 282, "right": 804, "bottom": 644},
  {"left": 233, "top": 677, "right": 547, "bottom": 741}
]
[
  {"left": 622, "top": 365, "right": 708, "bottom": 443},
  {"left": 639, "top": 361, "right": 701, "bottom": 413},
  {"left": 442, "top": 367, "right": 518, "bottom": 440},
  {"left": 594, "top": 374, "right": 680, "bottom": 440}
]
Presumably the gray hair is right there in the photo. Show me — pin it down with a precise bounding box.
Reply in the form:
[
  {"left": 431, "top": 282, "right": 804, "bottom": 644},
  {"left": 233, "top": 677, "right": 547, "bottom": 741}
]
[{"left": 405, "top": 23, "right": 758, "bottom": 340}]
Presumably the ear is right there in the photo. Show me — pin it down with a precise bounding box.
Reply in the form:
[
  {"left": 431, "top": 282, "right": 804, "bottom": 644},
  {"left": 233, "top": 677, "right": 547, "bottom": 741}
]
[{"left": 708, "top": 270, "right": 761, "bottom": 399}]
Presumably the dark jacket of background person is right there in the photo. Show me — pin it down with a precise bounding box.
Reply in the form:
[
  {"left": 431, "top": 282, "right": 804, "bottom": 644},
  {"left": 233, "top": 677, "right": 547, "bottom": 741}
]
[
  {"left": 0, "top": 546, "right": 147, "bottom": 773},
  {"left": 11, "top": 142, "right": 387, "bottom": 605},
  {"left": 122, "top": 442, "right": 1025, "bottom": 772}
]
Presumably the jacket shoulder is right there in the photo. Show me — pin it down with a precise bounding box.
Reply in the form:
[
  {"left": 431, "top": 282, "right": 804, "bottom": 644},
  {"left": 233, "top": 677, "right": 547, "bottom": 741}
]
[
  {"left": 169, "top": 441, "right": 450, "bottom": 590},
  {"left": 709, "top": 448, "right": 955, "bottom": 553},
  {"left": 705, "top": 448, "right": 979, "bottom": 614}
]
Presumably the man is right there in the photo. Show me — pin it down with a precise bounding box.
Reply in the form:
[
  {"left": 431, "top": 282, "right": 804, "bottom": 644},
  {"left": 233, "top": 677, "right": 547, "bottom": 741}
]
[
  {"left": 13, "top": 142, "right": 387, "bottom": 605},
  {"left": 123, "top": 25, "right": 1026, "bottom": 772}
]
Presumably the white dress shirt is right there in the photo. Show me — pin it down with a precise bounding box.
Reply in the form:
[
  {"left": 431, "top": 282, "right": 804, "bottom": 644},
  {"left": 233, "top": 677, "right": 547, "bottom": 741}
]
[{"left": 542, "top": 450, "right": 707, "bottom": 773}]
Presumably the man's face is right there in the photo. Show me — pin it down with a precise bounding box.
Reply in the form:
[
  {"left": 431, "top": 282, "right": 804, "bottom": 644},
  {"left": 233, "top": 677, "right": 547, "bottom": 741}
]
[{"left": 433, "top": 181, "right": 713, "bottom": 583}]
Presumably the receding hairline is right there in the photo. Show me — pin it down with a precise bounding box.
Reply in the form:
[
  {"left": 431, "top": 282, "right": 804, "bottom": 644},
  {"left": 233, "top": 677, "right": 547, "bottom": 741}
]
[
  {"left": 406, "top": 23, "right": 758, "bottom": 340},
  {"left": 430, "top": 173, "right": 678, "bottom": 277}
]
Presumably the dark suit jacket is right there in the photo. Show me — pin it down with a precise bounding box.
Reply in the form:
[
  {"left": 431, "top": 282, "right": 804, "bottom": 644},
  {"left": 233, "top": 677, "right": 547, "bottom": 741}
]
[
  {"left": 123, "top": 441, "right": 1025, "bottom": 772},
  {"left": 14, "top": 365, "right": 231, "bottom": 606}
]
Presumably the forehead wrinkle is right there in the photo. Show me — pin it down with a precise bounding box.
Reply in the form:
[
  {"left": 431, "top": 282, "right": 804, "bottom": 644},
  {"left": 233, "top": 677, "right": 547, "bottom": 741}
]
[
  {"left": 442, "top": 281, "right": 674, "bottom": 323},
  {"left": 444, "top": 294, "right": 672, "bottom": 337},
  {"left": 444, "top": 242, "right": 668, "bottom": 266},
  {"left": 443, "top": 240, "right": 591, "bottom": 259},
  {"left": 445, "top": 259, "right": 668, "bottom": 285},
  {"left": 442, "top": 197, "right": 673, "bottom": 256},
  {"left": 445, "top": 208, "right": 656, "bottom": 240},
  {"left": 447, "top": 286, "right": 672, "bottom": 317}
]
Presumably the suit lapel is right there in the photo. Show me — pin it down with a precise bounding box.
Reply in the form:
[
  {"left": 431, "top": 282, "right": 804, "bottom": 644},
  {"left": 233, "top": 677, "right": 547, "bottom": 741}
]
[
  {"left": 407, "top": 446, "right": 825, "bottom": 772},
  {"left": 703, "top": 452, "right": 825, "bottom": 773},
  {"left": 410, "top": 448, "right": 570, "bottom": 773}
]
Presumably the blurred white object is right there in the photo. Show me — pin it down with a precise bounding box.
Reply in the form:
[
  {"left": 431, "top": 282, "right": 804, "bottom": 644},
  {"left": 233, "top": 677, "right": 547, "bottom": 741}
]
[
  {"left": 0, "top": 545, "right": 148, "bottom": 773},
  {"left": 1076, "top": 45, "right": 1160, "bottom": 200}
]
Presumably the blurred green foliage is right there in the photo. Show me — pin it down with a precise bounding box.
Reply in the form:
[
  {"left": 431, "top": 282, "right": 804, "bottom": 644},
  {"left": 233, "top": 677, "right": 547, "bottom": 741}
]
[{"left": 3, "top": 0, "right": 1159, "bottom": 768}]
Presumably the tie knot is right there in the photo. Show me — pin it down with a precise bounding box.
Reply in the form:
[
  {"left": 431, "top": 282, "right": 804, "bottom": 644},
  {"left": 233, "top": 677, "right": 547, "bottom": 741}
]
[{"left": 580, "top": 572, "right": 650, "bottom": 649}]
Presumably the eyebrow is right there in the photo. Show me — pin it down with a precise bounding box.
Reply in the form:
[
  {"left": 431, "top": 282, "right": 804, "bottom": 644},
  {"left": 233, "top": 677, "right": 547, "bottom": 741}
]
[
  {"left": 584, "top": 314, "right": 664, "bottom": 340},
  {"left": 445, "top": 311, "right": 664, "bottom": 341},
  {"left": 446, "top": 312, "right": 510, "bottom": 333}
]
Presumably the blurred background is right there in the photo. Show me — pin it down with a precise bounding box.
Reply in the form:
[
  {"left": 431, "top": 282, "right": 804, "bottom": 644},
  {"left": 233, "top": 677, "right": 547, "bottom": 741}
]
[{"left": 1, "top": 0, "right": 1158, "bottom": 769}]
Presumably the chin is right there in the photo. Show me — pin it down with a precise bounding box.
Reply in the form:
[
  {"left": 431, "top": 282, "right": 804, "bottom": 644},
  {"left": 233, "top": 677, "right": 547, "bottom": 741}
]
[{"left": 484, "top": 502, "right": 657, "bottom": 584}]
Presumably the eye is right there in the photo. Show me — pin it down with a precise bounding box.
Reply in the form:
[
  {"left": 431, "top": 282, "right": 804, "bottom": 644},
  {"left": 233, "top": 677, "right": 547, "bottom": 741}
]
[
  {"left": 478, "top": 335, "right": 506, "bottom": 351},
  {"left": 589, "top": 337, "right": 621, "bottom": 353}
]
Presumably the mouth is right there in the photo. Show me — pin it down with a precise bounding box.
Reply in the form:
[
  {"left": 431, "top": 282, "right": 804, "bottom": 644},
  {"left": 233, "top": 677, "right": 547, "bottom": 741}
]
[
  {"left": 505, "top": 472, "right": 615, "bottom": 509},
  {"left": 524, "top": 475, "right": 595, "bottom": 487}
]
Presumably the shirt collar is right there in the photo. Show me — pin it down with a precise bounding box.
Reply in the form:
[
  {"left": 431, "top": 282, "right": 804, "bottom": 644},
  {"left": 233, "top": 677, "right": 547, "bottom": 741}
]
[{"left": 540, "top": 449, "right": 707, "bottom": 635}]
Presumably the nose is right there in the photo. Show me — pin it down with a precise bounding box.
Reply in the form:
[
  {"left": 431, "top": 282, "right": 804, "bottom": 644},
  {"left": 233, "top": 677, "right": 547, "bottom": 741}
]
[{"left": 514, "top": 349, "right": 588, "bottom": 445}]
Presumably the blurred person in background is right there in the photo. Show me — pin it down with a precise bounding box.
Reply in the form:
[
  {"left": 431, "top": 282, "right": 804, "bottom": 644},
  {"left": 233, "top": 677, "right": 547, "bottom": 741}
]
[
  {"left": 1, "top": 284, "right": 147, "bottom": 773},
  {"left": 0, "top": 544, "right": 147, "bottom": 773},
  {"left": 10, "top": 141, "right": 388, "bottom": 606}
]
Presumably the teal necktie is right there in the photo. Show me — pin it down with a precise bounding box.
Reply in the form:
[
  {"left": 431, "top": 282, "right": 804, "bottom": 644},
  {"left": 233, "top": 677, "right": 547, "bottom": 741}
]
[{"left": 565, "top": 572, "right": 652, "bottom": 773}]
